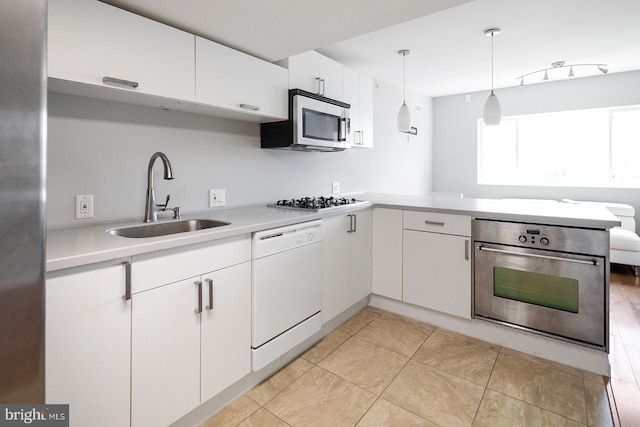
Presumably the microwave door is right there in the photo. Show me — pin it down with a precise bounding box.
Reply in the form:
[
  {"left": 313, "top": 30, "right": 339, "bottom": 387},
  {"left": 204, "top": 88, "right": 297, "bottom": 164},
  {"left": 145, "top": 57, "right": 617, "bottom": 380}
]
[{"left": 302, "top": 108, "right": 341, "bottom": 143}]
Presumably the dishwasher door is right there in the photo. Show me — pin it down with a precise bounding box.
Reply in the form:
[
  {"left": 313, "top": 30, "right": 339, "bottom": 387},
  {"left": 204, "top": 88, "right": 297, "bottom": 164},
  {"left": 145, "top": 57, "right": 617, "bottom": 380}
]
[{"left": 251, "top": 221, "right": 322, "bottom": 370}]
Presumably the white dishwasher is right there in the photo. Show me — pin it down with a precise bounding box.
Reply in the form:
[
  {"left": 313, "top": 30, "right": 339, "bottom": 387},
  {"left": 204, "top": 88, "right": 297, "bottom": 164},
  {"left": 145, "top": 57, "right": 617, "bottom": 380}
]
[{"left": 251, "top": 220, "right": 322, "bottom": 371}]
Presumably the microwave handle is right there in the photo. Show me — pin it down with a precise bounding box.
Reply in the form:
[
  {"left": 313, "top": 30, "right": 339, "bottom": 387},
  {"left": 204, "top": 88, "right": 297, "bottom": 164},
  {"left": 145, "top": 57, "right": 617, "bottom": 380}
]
[{"left": 339, "top": 117, "right": 351, "bottom": 142}]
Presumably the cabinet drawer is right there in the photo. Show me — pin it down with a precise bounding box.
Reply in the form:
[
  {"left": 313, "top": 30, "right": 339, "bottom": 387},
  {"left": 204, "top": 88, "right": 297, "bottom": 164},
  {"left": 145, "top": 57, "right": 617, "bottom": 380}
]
[
  {"left": 131, "top": 235, "right": 250, "bottom": 293},
  {"left": 403, "top": 210, "right": 471, "bottom": 236}
]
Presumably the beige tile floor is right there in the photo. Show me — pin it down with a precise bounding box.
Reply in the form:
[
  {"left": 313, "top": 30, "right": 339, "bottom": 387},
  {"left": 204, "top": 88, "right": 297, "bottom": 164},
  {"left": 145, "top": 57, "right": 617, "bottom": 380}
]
[{"left": 202, "top": 307, "right": 614, "bottom": 427}]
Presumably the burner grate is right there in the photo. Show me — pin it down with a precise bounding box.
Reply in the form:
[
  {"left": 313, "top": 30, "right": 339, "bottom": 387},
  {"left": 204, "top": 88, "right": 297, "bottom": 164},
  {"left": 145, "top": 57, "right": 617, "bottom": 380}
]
[{"left": 269, "top": 196, "right": 363, "bottom": 211}]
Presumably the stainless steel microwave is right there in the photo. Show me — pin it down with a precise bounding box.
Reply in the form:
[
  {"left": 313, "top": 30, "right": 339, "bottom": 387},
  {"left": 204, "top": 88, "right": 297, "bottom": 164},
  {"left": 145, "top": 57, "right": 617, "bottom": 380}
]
[{"left": 260, "top": 89, "right": 351, "bottom": 152}]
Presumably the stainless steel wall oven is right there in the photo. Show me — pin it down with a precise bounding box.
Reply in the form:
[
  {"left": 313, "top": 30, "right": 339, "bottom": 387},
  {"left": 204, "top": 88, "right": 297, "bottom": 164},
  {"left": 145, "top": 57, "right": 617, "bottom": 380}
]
[{"left": 473, "top": 219, "right": 609, "bottom": 351}]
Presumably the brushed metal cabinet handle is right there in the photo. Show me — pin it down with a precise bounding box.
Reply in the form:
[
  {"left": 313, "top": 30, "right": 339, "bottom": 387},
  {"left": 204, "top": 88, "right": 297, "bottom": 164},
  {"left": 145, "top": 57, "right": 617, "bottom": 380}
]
[
  {"left": 320, "top": 78, "right": 326, "bottom": 96},
  {"left": 239, "top": 103, "right": 260, "bottom": 111},
  {"left": 315, "top": 77, "right": 322, "bottom": 94},
  {"left": 122, "top": 261, "right": 131, "bottom": 301},
  {"left": 353, "top": 213, "right": 357, "bottom": 233},
  {"left": 194, "top": 281, "right": 203, "bottom": 314},
  {"left": 347, "top": 214, "right": 354, "bottom": 233},
  {"left": 465, "top": 239, "right": 469, "bottom": 261},
  {"left": 102, "top": 76, "right": 139, "bottom": 88},
  {"left": 205, "top": 278, "right": 214, "bottom": 310},
  {"left": 424, "top": 220, "right": 445, "bottom": 226}
]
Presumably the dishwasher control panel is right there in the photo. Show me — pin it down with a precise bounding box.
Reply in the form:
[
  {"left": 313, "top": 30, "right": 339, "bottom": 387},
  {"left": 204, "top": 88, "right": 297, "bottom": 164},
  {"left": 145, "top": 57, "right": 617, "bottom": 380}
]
[{"left": 252, "top": 220, "right": 322, "bottom": 259}]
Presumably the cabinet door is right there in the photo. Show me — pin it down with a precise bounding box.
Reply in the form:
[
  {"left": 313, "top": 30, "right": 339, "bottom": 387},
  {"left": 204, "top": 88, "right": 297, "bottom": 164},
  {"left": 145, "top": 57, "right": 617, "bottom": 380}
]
[
  {"left": 195, "top": 37, "right": 287, "bottom": 120},
  {"left": 48, "top": 0, "right": 195, "bottom": 101},
  {"left": 319, "top": 55, "right": 344, "bottom": 101},
  {"left": 372, "top": 209, "right": 403, "bottom": 300},
  {"left": 348, "top": 210, "right": 373, "bottom": 304},
  {"left": 403, "top": 230, "right": 471, "bottom": 318},
  {"left": 46, "top": 261, "right": 131, "bottom": 427},
  {"left": 343, "top": 67, "right": 360, "bottom": 146},
  {"left": 357, "top": 74, "right": 374, "bottom": 148},
  {"left": 131, "top": 278, "right": 201, "bottom": 427},
  {"left": 200, "top": 262, "right": 251, "bottom": 402},
  {"left": 321, "top": 215, "right": 350, "bottom": 323},
  {"left": 287, "top": 51, "right": 343, "bottom": 100}
]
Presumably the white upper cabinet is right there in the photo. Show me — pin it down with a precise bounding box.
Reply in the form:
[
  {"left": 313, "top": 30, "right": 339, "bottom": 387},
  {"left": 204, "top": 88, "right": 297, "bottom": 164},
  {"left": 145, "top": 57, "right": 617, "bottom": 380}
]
[
  {"left": 48, "top": 0, "right": 195, "bottom": 106},
  {"left": 343, "top": 67, "right": 374, "bottom": 148},
  {"left": 195, "top": 37, "right": 288, "bottom": 121},
  {"left": 284, "top": 51, "right": 344, "bottom": 101}
]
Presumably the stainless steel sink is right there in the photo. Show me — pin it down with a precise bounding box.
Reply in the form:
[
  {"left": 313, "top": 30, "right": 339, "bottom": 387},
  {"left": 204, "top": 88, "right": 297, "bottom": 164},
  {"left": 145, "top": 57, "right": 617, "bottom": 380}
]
[{"left": 107, "top": 219, "right": 230, "bottom": 238}]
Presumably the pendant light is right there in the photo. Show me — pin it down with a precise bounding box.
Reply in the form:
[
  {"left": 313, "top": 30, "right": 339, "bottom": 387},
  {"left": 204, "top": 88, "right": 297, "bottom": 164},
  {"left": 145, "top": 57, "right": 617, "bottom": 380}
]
[
  {"left": 483, "top": 28, "right": 501, "bottom": 126},
  {"left": 397, "top": 49, "right": 411, "bottom": 132}
]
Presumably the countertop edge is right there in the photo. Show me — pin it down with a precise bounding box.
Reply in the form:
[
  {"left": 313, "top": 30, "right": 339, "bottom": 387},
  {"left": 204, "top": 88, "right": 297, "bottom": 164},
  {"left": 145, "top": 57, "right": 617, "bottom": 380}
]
[{"left": 47, "top": 196, "right": 620, "bottom": 272}]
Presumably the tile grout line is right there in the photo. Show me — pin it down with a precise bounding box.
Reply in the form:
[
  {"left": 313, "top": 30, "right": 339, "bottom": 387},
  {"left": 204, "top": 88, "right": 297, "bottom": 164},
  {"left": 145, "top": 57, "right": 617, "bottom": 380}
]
[{"left": 470, "top": 340, "right": 503, "bottom": 426}]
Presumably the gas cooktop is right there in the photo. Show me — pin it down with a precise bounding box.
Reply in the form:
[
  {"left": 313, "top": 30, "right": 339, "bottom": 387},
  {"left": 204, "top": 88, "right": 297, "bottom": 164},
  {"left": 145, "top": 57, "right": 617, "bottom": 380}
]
[{"left": 267, "top": 196, "right": 367, "bottom": 212}]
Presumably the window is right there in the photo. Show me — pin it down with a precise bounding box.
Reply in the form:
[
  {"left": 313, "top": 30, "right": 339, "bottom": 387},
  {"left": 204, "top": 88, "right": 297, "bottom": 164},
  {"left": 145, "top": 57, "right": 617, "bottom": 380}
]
[{"left": 478, "top": 106, "right": 640, "bottom": 187}]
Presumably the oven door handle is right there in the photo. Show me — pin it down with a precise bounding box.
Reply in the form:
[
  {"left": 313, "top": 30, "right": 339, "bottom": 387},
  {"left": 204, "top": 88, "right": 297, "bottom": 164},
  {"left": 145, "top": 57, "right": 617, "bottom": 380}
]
[{"left": 477, "top": 245, "right": 600, "bottom": 266}]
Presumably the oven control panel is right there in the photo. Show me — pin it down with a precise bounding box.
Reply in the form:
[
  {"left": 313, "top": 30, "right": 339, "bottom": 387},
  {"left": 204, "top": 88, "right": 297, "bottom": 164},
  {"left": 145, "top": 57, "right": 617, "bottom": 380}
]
[
  {"left": 472, "top": 219, "right": 609, "bottom": 256},
  {"left": 518, "top": 229, "right": 550, "bottom": 246}
]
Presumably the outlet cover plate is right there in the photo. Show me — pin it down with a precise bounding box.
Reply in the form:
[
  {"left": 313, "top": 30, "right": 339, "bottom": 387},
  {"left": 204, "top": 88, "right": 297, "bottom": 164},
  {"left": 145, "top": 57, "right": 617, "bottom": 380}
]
[
  {"left": 75, "top": 195, "right": 94, "bottom": 219},
  {"left": 209, "top": 189, "right": 226, "bottom": 207}
]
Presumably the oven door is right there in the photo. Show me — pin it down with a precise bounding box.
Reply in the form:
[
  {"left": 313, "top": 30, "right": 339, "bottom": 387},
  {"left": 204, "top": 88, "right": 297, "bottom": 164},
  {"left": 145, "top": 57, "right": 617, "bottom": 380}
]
[
  {"left": 293, "top": 93, "right": 350, "bottom": 150},
  {"left": 474, "top": 243, "right": 606, "bottom": 348}
]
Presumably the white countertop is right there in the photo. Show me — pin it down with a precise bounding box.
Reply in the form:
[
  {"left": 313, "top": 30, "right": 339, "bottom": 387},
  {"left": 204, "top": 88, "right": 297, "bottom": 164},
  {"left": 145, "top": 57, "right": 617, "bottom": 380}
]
[{"left": 47, "top": 194, "right": 620, "bottom": 272}]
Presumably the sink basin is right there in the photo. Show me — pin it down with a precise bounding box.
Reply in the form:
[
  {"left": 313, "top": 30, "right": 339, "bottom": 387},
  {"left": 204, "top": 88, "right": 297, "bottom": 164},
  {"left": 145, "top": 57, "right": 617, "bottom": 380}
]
[{"left": 107, "top": 219, "right": 230, "bottom": 238}]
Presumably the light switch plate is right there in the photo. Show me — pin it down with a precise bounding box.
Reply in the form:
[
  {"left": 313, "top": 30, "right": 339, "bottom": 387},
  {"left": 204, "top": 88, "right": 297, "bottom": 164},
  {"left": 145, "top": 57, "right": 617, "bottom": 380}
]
[{"left": 332, "top": 182, "right": 340, "bottom": 194}]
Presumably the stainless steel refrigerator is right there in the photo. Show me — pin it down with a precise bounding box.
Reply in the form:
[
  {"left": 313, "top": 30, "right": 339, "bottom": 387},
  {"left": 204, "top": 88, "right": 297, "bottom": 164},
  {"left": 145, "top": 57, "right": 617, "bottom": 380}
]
[{"left": 0, "top": 0, "right": 47, "bottom": 403}]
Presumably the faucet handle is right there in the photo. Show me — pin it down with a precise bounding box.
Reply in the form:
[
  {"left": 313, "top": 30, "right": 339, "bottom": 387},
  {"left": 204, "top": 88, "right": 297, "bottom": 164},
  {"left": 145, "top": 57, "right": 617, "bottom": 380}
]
[{"left": 156, "top": 194, "right": 170, "bottom": 210}]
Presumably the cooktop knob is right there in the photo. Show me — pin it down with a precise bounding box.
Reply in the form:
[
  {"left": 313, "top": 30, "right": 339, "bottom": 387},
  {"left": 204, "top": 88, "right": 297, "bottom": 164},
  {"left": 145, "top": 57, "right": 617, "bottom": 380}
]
[
  {"left": 518, "top": 235, "right": 527, "bottom": 243},
  {"left": 540, "top": 237, "right": 550, "bottom": 245}
]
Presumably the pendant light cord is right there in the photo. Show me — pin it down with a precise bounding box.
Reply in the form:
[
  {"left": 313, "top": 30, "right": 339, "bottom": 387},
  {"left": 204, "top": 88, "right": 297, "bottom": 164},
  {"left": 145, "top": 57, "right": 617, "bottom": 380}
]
[
  {"left": 490, "top": 32, "right": 494, "bottom": 94},
  {"left": 403, "top": 52, "right": 407, "bottom": 102}
]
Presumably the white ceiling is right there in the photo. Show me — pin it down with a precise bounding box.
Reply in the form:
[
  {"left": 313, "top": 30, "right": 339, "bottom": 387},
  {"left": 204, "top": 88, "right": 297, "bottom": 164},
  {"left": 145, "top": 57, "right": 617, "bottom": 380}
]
[{"left": 103, "top": 0, "right": 640, "bottom": 97}]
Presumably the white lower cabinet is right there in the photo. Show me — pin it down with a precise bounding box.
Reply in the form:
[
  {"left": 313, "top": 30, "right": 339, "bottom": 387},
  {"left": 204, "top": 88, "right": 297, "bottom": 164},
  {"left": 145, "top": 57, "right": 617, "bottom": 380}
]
[
  {"left": 372, "top": 208, "right": 403, "bottom": 300},
  {"left": 402, "top": 211, "right": 472, "bottom": 319},
  {"left": 46, "top": 259, "right": 131, "bottom": 427},
  {"left": 131, "top": 237, "right": 251, "bottom": 427},
  {"left": 322, "top": 210, "right": 372, "bottom": 323}
]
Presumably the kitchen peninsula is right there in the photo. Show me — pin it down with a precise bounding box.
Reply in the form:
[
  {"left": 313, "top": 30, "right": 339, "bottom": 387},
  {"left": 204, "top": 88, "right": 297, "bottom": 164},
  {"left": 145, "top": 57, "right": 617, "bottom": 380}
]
[{"left": 46, "top": 194, "right": 620, "bottom": 427}]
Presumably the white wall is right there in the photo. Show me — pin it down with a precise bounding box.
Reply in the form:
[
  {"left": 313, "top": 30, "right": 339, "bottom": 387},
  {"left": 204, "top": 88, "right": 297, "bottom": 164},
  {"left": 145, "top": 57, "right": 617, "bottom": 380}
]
[
  {"left": 433, "top": 70, "right": 640, "bottom": 225},
  {"left": 47, "top": 81, "right": 432, "bottom": 228}
]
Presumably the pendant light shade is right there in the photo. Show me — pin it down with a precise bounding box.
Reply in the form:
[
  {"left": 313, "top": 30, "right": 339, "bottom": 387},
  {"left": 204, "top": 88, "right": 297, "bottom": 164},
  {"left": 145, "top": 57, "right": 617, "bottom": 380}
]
[
  {"left": 483, "top": 91, "right": 502, "bottom": 125},
  {"left": 397, "top": 49, "right": 411, "bottom": 132},
  {"left": 483, "top": 28, "right": 501, "bottom": 126},
  {"left": 397, "top": 102, "right": 411, "bottom": 131}
]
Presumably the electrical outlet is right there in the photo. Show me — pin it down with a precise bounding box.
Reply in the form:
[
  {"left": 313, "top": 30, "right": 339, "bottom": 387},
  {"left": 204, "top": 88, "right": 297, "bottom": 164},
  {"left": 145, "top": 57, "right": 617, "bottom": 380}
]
[
  {"left": 209, "top": 189, "right": 226, "bottom": 207},
  {"left": 332, "top": 182, "right": 340, "bottom": 194},
  {"left": 75, "top": 195, "right": 94, "bottom": 219}
]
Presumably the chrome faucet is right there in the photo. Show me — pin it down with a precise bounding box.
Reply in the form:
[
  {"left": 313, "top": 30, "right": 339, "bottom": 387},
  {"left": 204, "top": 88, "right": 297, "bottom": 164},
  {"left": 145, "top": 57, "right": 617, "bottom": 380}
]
[{"left": 144, "top": 152, "right": 180, "bottom": 222}]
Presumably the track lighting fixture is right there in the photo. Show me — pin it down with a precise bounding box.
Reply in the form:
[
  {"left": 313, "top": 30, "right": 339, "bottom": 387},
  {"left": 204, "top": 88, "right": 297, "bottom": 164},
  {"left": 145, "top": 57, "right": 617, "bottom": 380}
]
[{"left": 517, "top": 61, "right": 609, "bottom": 86}]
